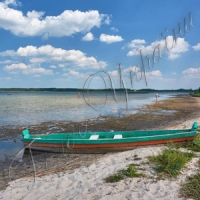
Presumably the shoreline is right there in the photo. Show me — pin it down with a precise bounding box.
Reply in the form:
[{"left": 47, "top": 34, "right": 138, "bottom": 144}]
[{"left": 0, "top": 94, "right": 200, "bottom": 199}]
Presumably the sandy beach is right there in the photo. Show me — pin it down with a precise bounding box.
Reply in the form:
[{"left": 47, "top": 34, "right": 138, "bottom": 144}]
[{"left": 0, "top": 95, "right": 200, "bottom": 200}]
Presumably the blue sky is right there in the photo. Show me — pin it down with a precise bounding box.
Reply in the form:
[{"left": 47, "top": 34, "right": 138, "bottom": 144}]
[{"left": 0, "top": 0, "right": 200, "bottom": 89}]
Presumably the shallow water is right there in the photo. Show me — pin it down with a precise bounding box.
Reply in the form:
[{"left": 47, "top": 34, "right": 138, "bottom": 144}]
[
  {"left": 0, "top": 91, "right": 183, "bottom": 126},
  {"left": 0, "top": 139, "right": 24, "bottom": 161}
]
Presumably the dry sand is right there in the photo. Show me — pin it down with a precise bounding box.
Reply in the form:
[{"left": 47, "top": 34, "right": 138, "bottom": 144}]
[{"left": 0, "top": 117, "right": 200, "bottom": 200}]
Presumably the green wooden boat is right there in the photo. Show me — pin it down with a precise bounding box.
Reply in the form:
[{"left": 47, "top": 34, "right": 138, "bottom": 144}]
[{"left": 22, "top": 122, "right": 198, "bottom": 153}]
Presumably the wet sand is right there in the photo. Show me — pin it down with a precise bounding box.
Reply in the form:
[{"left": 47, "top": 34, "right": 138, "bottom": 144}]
[{"left": 0, "top": 94, "right": 200, "bottom": 193}]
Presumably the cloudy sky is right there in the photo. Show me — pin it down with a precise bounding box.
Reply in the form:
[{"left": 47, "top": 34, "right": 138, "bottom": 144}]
[{"left": 0, "top": 0, "right": 200, "bottom": 89}]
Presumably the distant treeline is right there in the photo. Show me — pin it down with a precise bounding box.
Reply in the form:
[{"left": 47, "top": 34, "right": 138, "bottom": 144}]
[{"left": 0, "top": 88, "right": 194, "bottom": 93}]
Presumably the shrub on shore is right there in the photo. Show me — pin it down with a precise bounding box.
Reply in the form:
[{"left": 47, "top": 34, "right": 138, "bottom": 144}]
[
  {"left": 105, "top": 163, "right": 144, "bottom": 183},
  {"left": 180, "top": 173, "right": 200, "bottom": 200},
  {"left": 148, "top": 144, "right": 196, "bottom": 178},
  {"left": 190, "top": 91, "right": 200, "bottom": 97},
  {"left": 180, "top": 159, "right": 200, "bottom": 200},
  {"left": 175, "top": 133, "right": 200, "bottom": 152}
]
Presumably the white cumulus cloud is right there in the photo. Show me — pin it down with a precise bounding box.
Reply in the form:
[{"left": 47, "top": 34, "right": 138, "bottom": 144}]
[
  {"left": 168, "top": 53, "right": 180, "bottom": 60},
  {"left": 127, "top": 36, "right": 189, "bottom": 60},
  {"left": 50, "top": 65, "right": 57, "bottom": 69},
  {"left": 63, "top": 70, "right": 87, "bottom": 79},
  {"left": 192, "top": 43, "right": 200, "bottom": 51},
  {"left": 4, "top": 63, "right": 53, "bottom": 75},
  {"left": 4, "top": 0, "right": 20, "bottom": 6},
  {"left": 4, "top": 63, "right": 28, "bottom": 70},
  {"left": 0, "top": 1, "right": 110, "bottom": 37},
  {"left": 108, "top": 70, "right": 118, "bottom": 77},
  {"left": 82, "top": 32, "right": 94, "bottom": 41},
  {"left": 99, "top": 34, "right": 124, "bottom": 44},
  {"left": 0, "top": 45, "right": 107, "bottom": 69},
  {"left": 148, "top": 70, "right": 162, "bottom": 77},
  {"left": 182, "top": 67, "right": 200, "bottom": 79}
]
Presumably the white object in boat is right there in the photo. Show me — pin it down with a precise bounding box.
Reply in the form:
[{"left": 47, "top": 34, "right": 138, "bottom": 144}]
[
  {"left": 89, "top": 135, "right": 99, "bottom": 140},
  {"left": 114, "top": 135, "right": 122, "bottom": 139}
]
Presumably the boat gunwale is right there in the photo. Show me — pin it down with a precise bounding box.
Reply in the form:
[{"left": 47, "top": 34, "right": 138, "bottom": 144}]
[
  {"left": 29, "top": 128, "right": 192, "bottom": 137},
  {"left": 22, "top": 130, "right": 197, "bottom": 143}
]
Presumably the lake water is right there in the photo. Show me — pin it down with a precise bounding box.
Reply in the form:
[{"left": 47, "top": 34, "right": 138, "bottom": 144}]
[
  {"left": 0, "top": 91, "right": 186, "bottom": 161},
  {"left": 0, "top": 91, "right": 180, "bottom": 126}
]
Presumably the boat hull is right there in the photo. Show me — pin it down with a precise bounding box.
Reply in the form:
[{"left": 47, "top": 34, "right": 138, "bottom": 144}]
[
  {"left": 22, "top": 122, "right": 198, "bottom": 153},
  {"left": 23, "top": 136, "right": 195, "bottom": 153}
]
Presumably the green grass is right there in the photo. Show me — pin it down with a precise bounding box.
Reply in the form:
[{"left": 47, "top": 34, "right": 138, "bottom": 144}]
[
  {"left": 148, "top": 145, "right": 196, "bottom": 178},
  {"left": 180, "top": 173, "right": 200, "bottom": 200},
  {"left": 130, "top": 163, "right": 140, "bottom": 167},
  {"left": 190, "top": 92, "right": 200, "bottom": 97},
  {"left": 104, "top": 174, "right": 124, "bottom": 183},
  {"left": 133, "top": 154, "right": 142, "bottom": 160},
  {"left": 187, "top": 135, "right": 200, "bottom": 152},
  {"left": 120, "top": 164, "right": 144, "bottom": 178},
  {"left": 134, "top": 157, "right": 142, "bottom": 161},
  {"left": 175, "top": 134, "right": 200, "bottom": 152},
  {"left": 104, "top": 164, "right": 144, "bottom": 183},
  {"left": 180, "top": 158, "right": 200, "bottom": 200}
]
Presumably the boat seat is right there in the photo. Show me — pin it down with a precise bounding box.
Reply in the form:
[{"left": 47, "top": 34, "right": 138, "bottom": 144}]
[
  {"left": 89, "top": 135, "right": 99, "bottom": 140},
  {"left": 114, "top": 134, "right": 122, "bottom": 139}
]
